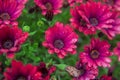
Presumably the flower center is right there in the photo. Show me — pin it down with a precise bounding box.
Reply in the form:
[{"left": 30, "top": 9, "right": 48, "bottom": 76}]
[
  {"left": 45, "top": 10, "right": 53, "bottom": 21},
  {"left": 0, "top": 13, "right": 10, "bottom": 20},
  {"left": 45, "top": 2, "right": 52, "bottom": 10},
  {"left": 89, "top": 18, "right": 98, "bottom": 26},
  {"left": 79, "top": 68, "right": 85, "bottom": 76},
  {"left": 80, "top": 19, "right": 87, "bottom": 27},
  {"left": 63, "top": 0, "right": 69, "bottom": 7},
  {"left": 2, "top": 40, "right": 14, "bottom": 49},
  {"left": 90, "top": 50, "right": 100, "bottom": 59},
  {"left": 40, "top": 68, "right": 48, "bottom": 77},
  {"left": 17, "top": 77, "right": 26, "bottom": 80},
  {"left": 54, "top": 39, "right": 64, "bottom": 49}
]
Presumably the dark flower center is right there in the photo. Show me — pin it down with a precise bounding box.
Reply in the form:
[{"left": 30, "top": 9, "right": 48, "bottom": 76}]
[
  {"left": 0, "top": 13, "right": 10, "bottom": 20},
  {"left": 45, "top": 10, "right": 53, "bottom": 21},
  {"left": 90, "top": 50, "right": 100, "bottom": 59},
  {"left": 75, "top": 62, "right": 86, "bottom": 77},
  {"left": 40, "top": 68, "right": 48, "bottom": 77},
  {"left": 80, "top": 19, "right": 87, "bottom": 27},
  {"left": 79, "top": 68, "right": 85, "bottom": 76},
  {"left": 63, "top": 0, "right": 69, "bottom": 7},
  {"left": 2, "top": 40, "right": 14, "bottom": 49},
  {"left": 17, "top": 77, "right": 26, "bottom": 80},
  {"left": 89, "top": 18, "right": 98, "bottom": 26},
  {"left": 54, "top": 39, "right": 64, "bottom": 49},
  {"left": 45, "top": 2, "right": 52, "bottom": 10}
]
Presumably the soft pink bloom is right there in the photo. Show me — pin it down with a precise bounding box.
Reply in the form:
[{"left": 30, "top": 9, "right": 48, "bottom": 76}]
[
  {"left": 70, "top": 7, "right": 96, "bottom": 35},
  {"left": 113, "top": 42, "right": 120, "bottom": 61},
  {"left": 103, "top": 0, "right": 120, "bottom": 11},
  {"left": 101, "top": 12, "right": 120, "bottom": 40},
  {"left": 0, "top": 24, "right": 28, "bottom": 58},
  {"left": 43, "top": 22, "right": 78, "bottom": 59},
  {"left": 73, "top": 61, "right": 98, "bottom": 80},
  {"left": 80, "top": 38, "right": 111, "bottom": 68},
  {"left": 0, "top": 0, "right": 28, "bottom": 23},
  {"left": 101, "top": 18, "right": 120, "bottom": 40},
  {"left": 70, "top": 2, "right": 116, "bottom": 35},
  {"left": 34, "top": 0, "right": 63, "bottom": 15}
]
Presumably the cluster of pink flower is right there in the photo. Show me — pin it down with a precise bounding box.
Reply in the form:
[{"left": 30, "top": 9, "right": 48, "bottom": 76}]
[
  {"left": 34, "top": 0, "right": 120, "bottom": 80},
  {"left": 0, "top": 0, "right": 120, "bottom": 80},
  {"left": 0, "top": 0, "right": 28, "bottom": 58},
  {"left": 0, "top": 0, "right": 57, "bottom": 80},
  {"left": 4, "top": 60, "right": 56, "bottom": 80}
]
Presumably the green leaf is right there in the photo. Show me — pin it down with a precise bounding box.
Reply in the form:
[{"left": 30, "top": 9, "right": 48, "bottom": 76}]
[
  {"left": 56, "top": 64, "right": 67, "bottom": 70},
  {"left": 29, "top": 31, "right": 37, "bottom": 36}
]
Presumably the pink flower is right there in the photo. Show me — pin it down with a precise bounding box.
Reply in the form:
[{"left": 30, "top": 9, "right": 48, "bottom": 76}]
[
  {"left": 4, "top": 60, "right": 36, "bottom": 80},
  {"left": 80, "top": 38, "right": 111, "bottom": 68},
  {"left": 101, "top": 12, "right": 120, "bottom": 40},
  {"left": 0, "top": 24, "right": 28, "bottom": 58},
  {"left": 43, "top": 22, "right": 78, "bottom": 59},
  {"left": 34, "top": 0, "right": 63, "bottom": 15},
  {"left": 73, "top": 61, "right": 98, "bottom": 80},
  {"left": 32, "top": 62, "right": 56, "bottom": 80},
  {"left": 70, "top": 2, "right": 116, "bottom": 35},
  {"left": 70, "top": 7, "right": 96, "bottom": 35},
  {"left": 0, "top": 0, "right": 28, "bottom": 22},
  {"left": 103, "top": 0, "right": 120, "bottom": 11},
  {"left": 113, "top": 42, "right": 120, "bottom": 61}
]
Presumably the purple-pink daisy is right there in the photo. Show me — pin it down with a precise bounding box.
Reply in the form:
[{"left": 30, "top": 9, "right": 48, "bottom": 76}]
[
  {"left": 34, "top": 0, "right": 63, "bottom": 15},
  {"left": 80, "top": 38, "right": 111, "bottom": 68},
  {"left": 70, "top": 2, "right": 116, "bottom": 35},
  {"left": 73, "top": 61, "right": 98, "bottom": 80},
  {"left": 103, "top": 0, "right": 120, "bottom": 11},
  {"left": 0, "top": 24, "right": 28, "bottom": 58},
  {"left": 101, "top": 12, "right": 120, "bottom": 40},
  {"left": 42, "top": 22, "right": 78, "bottom": 59},
  {"left": 0, "top": 0, "right": 28, "bottom": 24}
]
